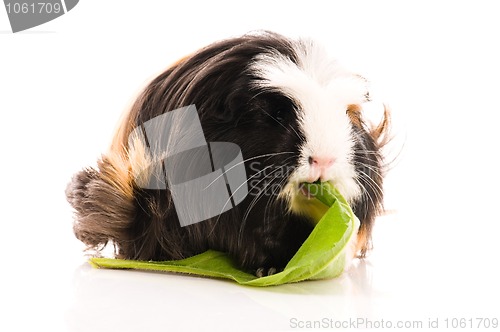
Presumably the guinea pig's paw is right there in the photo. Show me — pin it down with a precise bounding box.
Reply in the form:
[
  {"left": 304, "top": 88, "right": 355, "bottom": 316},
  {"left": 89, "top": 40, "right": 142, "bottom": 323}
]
[{"left": 255, "top": 266, "right": 280, "bottom": 278}]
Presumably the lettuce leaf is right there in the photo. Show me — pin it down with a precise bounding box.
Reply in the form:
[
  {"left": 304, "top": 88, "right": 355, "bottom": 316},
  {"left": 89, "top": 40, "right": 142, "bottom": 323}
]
[{"left": 90, "top": 182, "right": 357, "bottom": 286}]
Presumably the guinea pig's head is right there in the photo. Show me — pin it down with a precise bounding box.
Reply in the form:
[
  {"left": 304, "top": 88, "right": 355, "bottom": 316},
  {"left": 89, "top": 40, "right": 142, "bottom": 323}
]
[{"left": 116, "top": 32, "right": 390, "bottom": 255}]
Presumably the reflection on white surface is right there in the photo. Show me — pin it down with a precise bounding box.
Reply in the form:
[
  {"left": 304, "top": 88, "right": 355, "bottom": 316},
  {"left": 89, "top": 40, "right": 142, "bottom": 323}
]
[
  {"left": 63, "top": 211, "right": 500, "bottom": 331},
  {"left": 67, "top": 255, "right": 377, "bottom": 331},
  {"left": 64, "top": 212, "right": 500, "bottom": 331}
]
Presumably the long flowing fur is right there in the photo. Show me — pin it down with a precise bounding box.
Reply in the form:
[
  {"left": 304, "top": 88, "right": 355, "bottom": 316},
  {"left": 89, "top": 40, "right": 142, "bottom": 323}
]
[{"left": 66, "top": 32, "right": 390, "bottom": 273}]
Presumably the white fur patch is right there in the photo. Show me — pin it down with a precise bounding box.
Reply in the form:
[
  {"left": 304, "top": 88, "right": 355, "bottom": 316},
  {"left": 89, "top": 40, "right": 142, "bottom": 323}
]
[{"left": 251, "top": 39, "right": 369, "bottom": 212}]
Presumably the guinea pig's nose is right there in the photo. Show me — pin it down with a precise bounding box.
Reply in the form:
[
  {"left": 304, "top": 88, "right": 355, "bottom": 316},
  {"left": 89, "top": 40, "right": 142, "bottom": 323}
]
[{"left": 308, "top": 156, "right": 335, "bottom": 168}]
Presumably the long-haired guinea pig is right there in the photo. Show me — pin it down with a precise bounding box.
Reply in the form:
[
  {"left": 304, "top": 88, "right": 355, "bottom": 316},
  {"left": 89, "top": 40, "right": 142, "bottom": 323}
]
[{"left": 66, "top": 32, "right": 390, "bottom": 277}]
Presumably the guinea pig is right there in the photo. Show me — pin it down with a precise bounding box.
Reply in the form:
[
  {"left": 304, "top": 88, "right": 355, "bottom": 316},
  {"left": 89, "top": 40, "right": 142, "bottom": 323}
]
[{"left": 66, "top": 31, "right": 390, "bottom": 277}]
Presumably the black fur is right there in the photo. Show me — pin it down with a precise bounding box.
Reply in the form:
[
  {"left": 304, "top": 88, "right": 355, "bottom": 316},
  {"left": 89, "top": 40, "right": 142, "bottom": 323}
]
[{"left": 67, "top": 32, "right": 387, "bottom": 275}]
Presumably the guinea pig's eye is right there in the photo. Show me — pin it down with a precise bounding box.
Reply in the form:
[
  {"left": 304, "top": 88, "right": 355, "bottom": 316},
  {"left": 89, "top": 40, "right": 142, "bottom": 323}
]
[
  {"left": 255, "top": 92, "right": 295, "bottom": 126},
  {"left": 364, "top": 91, "right": 371, "bottom": 102},
  {"left": 274, "top": 110, "right": 284, "bottom": 122}
]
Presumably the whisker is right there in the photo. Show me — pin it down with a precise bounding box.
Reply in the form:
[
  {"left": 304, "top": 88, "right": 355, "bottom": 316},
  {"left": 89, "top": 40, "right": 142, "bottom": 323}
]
[
  {"left": 354, "top": 150, "right": 383, "bottom": 156},
  {"left": 354, "top": 176, "right": 377, "bottom": 211},
  {"left": 214, "top": 165, "right": 274, "bottom": 223},
  {"left": 262, "top": 171, "right": 289, "bottom": 226},
  {"left": 357, "top": 169, "right": 383, "bottom": 194},
  {"left": 202, "top": 151, "right": 296, "bottom": 190},
  {"left": 238, "top": 166, "right": 290, "bottom": 245},
  {"left": 353, "top": 160, "right": 385, "bottom": 178},
  {"left": 207, "top": 165, "right": 278, "bottom": 239},
  {"left": 356, "top": 171, "right": 384, "bottom": 204},
  {"left": 242, "top": 167, "right": 283, "bottom": 222}
]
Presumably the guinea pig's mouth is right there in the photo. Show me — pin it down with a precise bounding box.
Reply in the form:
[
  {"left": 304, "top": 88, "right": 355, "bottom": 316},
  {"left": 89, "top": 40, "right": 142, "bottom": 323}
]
[
  {"left": 289, "top": 181, "right": 332, "bottom": 222},
  {"left": 298, "top": 180, "right": 322, "bottom": 199}
]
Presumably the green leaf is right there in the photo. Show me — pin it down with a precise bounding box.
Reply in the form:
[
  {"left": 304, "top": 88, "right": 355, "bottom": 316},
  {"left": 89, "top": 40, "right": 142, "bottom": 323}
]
[{"left": 90, "top": 182, "right": 357, "bottom": 286}]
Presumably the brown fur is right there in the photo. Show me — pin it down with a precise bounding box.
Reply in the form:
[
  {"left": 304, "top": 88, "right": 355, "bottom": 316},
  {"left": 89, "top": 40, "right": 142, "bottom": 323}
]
[
  {"left": 66, "top": 155, "right": 135, "bottom": 254},
  {"left": 355, "top": 104, "right": 391, "bottom": 257},
  {"left": 66, "top": 32, "right": 391, "bottom": 271}
]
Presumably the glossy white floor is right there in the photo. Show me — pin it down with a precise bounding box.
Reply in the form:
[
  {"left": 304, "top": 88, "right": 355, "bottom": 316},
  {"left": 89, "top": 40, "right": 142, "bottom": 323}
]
[{"left": 2, "top": 1, "right": 499, "bottom": 331}]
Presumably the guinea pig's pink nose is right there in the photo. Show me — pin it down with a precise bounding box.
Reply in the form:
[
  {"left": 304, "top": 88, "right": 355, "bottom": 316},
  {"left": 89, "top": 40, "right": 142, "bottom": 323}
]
[
  {"left": 308, "top": 156, "right": 335, "bottom": 168},
  {"left": 305, "top": 156, "right": 336, "bottom": 183}
]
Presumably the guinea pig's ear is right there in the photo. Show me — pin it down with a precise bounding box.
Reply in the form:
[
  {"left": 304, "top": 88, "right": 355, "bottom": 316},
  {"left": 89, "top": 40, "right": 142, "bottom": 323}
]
[
  {"left": 370, "top": 104, "right": 391, "bottom": 148},
  {"left": 349, "top": 100, "right": 391, "bottom": 148},
  {"left": 346, "top": 104, "right": 363, "bottom": 128}
]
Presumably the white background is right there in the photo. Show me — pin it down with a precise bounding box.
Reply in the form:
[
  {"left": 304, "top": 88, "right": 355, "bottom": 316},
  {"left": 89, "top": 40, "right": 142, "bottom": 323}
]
[{"left": 1, "top": 1, "right": 499, "bottom": 331}]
